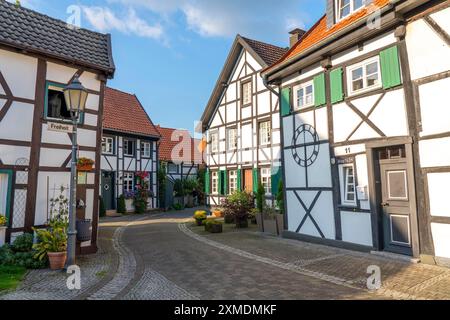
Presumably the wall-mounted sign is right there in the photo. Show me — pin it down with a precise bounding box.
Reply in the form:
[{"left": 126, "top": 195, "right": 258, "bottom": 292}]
[{"left": 47, "top": 122, "right": 73, "bottom": 134}]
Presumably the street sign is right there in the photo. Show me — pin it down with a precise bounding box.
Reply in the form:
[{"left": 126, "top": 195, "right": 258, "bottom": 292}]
[{"left": 47, "top": 122, "right": 73, "bottom": 134}]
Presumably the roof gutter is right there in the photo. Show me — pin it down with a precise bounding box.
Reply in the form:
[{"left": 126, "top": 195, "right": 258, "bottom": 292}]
[{"left": 263, "top": 0, "right": 404, "bottom": 83}]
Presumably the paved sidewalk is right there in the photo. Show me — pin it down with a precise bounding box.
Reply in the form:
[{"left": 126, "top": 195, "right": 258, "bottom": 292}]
[{"left": 185, "top": 222, "right": 450, "bottom": 300}]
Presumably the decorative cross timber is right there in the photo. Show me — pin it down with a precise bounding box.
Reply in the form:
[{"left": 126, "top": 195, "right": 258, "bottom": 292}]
[
  {"left": 0, "top": 71, "right": 35, "bottom": 122},
  {"left": 293, "top": 190, "right": 325, "bottom": 238},
  {"left": 345, "top": 93, "right": 386, "bottom": 141}
]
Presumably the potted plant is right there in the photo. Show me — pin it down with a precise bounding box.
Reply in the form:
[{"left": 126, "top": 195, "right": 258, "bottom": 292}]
[
  {"left": 262, "top": 206, "right": 278, "bottom": 235},
  {"left": 77, "top": 157, "right": 95, "bottom": 172},
  {"left": 33, "top": 225, "right": 67, "bottom": 270},
  {"left": 213, "top": 209, "right": 223, "bottom": 218},
  {"left": 255, "top": 183, "right": 265, "bottom": 232},
  {"left": 221, "top": 191, "right": 253, "bottom": 229},
  {"left": 193, "top": 210, "right": 207, "bottom": 226},
  {"left": 205, "top": 220, "right": 223, "bottom": 233},
  {"left": 0, "top": 214, "right": 7, "bottom": 247}
]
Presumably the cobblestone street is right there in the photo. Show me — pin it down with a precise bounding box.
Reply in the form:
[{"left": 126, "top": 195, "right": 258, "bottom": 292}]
[{"left": 1, "top": 209, "right": 449, "bottom": 300}]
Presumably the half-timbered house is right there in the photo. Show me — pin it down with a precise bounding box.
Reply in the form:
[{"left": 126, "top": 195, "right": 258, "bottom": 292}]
[
  {"left": 263, "top": 0, "right": 450, "bottom": 265},
  {"left": 0, "top": 0, "right": 115, "bottom": 253},
  {"left": 101, "top": 87, "right": 160, "bottom": 213},
  {"left": 201, "top": 35, "right": 288, "bottom": 207},
  {"left": 157, "top": 126, "right": 203, "bottom": 208}
]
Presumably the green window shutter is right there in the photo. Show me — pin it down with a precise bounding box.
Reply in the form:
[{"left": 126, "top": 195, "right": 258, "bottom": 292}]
[
  {"left": 330, "top": 68, "right": 344, "bottom": 103},
  {"left": 252, "top": 168, "right": 259, "bottom": 194},
  {"left": 205, "top": 170, "right": 210, "bottom": 194},
  {"left": 218, "top": 170, "right": 224, "bottom": 195},
  {"left": 223, "top": 170, "right": 228, "bottom": 195},
  {"left": 237, "top": 169, "right": 242, "bottom": 191},
  {"left": 280, "top": 87, "right": 291, "bottom": 117},
  {"left": 380, "top": 46, "right": 402, "bottom": 89},
  {"left": 314, "top": 73, "right": 326, "bottom": 107},
  {"left": 271, "top": 167, "right": 282, "bottom": 196}
]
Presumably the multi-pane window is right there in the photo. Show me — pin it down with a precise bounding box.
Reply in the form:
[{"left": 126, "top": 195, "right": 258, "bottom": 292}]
[
  {"left": 211, "top": 171, "right": 219, "bottom": 195},
  {"left": 337, "top": 0, "right": 366, "bottom": 20},
  {"left": 123, "top": 139, "right": 135, "bottom": 156},
  {"left": 123, "top": 173, "right": 134, "bottom": 193},
  {"left": 342, "top": 165, "right": 356, "bottom": 205},
  {"left": 261, "top": 168, "right": 272, "bottom": 195},
  {"left": 102, "top": 137, "right": 114, "bottom": 154},
  {"left": 295, "top": 82, "right": 314, "bottom": 109},
  {"left": 229, "top": 170, "right": 238, "bottom": 194},
  {"left": 141, "top": 142, "right": 151, "bottom": 158},
  {"left": 242, "top": 81, "right": 252, "bottom": 105},
  {"left": 210, "top": 132, "right": 219, "bottom": 153},
  {"left": 227, "top": 128, "right": 237, "bottom": 150},
  {"left": 259, "top": 121, "right": 271, "bottom": 146},
  {"left": 348, "top": 57, "right": 381, "bottom": 95}
]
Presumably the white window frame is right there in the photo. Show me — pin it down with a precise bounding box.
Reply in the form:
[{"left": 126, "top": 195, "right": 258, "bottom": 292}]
[
  {"left": 347, "top": 56, "right": 382, "bottom": 96},
  {"left": 210, "top": 131, "right": 219, "bottom": 153},
  {"left": 227, "top": 128, "right": 237, "bottom": 150},
  {"left": 335, "top": 0, "right": 367, "bottom": 22},
  {"left": 340, "top": 164, "right": 357, "bottom": 206},
  {"left": 261, "top": 168, "right": 272, "bottom": 195},
  {"left": 259, "top": 121, "right": 271, "bottom": 146},
  {"left": 229, "top": 170, "right": 237, "bottom": 194},
  {"left": 211, "top": 171, "right": 219, "bottom": 195},
  {"left": 102, "top": 137, "right": 114, "bottom": 155},
  {"left": 123, "top": 139, "right": 135, "bottom": 157},
  {"left": 141, "top": 141, "right": 151, "bottom": 158},
  {"left": 123, "top": 173, "right": 134, "bottom": 193},
  {"left": 294, "top": 81, "right": 314, "bottom": 109},
  {"left": 242, "top": 81, "right": 252, "bottom": 105}
]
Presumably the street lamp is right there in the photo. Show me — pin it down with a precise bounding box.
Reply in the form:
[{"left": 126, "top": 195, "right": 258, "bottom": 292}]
[{"left": 63, "top": 77, "right": 88, "bottom": 268}]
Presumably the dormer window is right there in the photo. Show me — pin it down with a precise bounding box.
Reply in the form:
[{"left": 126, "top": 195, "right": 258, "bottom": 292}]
[{"left": 336, "top": 0, "right": 366, "bottom": 21}]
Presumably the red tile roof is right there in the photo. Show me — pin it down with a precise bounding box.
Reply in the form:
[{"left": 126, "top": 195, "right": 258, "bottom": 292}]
[
  {"left": 157, "top": 126, "right": 203, "bottom": 164},
  {"left": 241, "top": 37, "right": 288, "bottom": 66},
  {"left": 103, "top": 87, "right": 160, "bottom": 138},
  {"left": 266, "top": 0, "right": 391, "bottom": 72}
]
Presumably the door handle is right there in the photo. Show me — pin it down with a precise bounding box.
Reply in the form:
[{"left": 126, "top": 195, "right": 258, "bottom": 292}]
[{"left": 381, "top": 202, "right": 390, "bottom": 207}]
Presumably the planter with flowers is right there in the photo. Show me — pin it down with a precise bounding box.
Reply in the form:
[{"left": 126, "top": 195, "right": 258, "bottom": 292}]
[
  {"left": 193, "top": 210, "right": 207, "bottom": 226},
  {"left": 123, "top": 172, "right": 153, "bottom": 214},
  {"left": 0, "top": 214, "right": 7, "bottom": 247},
  {"left": 77, "top": 157, "right": 95, "bottom": 172}
]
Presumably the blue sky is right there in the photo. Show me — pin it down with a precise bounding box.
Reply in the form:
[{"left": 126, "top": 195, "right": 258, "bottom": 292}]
[{"left": 17, "top": 0, "right": 325, "bottom": 134}]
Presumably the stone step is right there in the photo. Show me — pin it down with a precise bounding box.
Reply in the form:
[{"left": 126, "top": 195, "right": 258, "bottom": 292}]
[{"left": 370, "top": 250, "right": 420, "bottom": 264}]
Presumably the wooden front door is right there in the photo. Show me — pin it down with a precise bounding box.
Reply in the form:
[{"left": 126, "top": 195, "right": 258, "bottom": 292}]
[
  {"left": 101, "top": 171, "right": 115, "bottom": 210},
  {"left": 244, "top": 169, "right": 253, "bottom": 193},
  {"left": 377, "top": 146, "right": 413, "bottom": 256}
]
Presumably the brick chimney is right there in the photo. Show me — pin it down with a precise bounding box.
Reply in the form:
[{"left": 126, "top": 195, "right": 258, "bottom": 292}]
[{"left": 289, "top": 28, "right": 306, "bottom": 48}]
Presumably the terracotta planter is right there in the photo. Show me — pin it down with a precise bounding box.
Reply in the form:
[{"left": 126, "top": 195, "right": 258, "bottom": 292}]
[
  {"left": 0, "top": 226, "right": 6, "bottom": 247},
  {"left": 48, "top": 252, "right": 67, "bottom": 270},
  {"left": 77, "top": 164, "right": 93, "bottom": 172}
]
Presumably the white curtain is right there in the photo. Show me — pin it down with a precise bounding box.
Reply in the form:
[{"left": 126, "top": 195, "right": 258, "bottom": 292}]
[{"left": 0, "top": 174, "right": 9, "bottom": 216}]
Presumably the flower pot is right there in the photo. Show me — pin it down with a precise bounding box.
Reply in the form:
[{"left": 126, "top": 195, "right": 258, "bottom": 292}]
[
  {"left": 0, "top": 226, "right": 6, "bottom": 247},
  {"left": 209, "top": 223, "right": 223, "bottom": 234},
  {"left": 276, "top": 214, "right": 285, "bottom": 236},
  {"left": 77, "top": 164, "right": 93, "bottom": 172},
  {"left": 255, "top": 213, "right": 264, "bottom": 232},
  {"left": 235, "top": 218, "right": 249, "bottom": 229},
  {"left": 48, "top": 252, "right": 67, "bottom": 270},
  {"left": 263, "top": 218, "right": 277, "bottom": 235},
  {"left": 76, "top": 219, "right": 92, "bottom": 242}
]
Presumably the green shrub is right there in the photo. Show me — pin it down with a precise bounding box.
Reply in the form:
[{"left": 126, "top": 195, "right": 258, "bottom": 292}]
[
  {"left": 256, "top": 183, "right": 265, "bottom": 213},
  {"left": 276, "top": 180, "right": 285, "bottom": 215},
  {"left": 173, "top": 203, "right": 184, "bottom": 211},
  {"left": 99, "top": 196, "right": 106, "bottom": 217},
  {"left": 13, "top": 251, "right": 47, "bottom": 269},
  {"left": 174, "top": 179, "right": 184, "bottom": 197},
  {"left": 0, "top": 245, "right": 15, "bottom": 266},
  {"left": 117, "top": 195, "right": 126, "bottom": 214},
  {"left": 222, "top": 191, "right": 254, "bottom": 223},
  {"left": 134, "top": 200, "right": 146, "bottom": 214},
  {"left": 12, "top": 233, "right": 34, "bottom": 253}
]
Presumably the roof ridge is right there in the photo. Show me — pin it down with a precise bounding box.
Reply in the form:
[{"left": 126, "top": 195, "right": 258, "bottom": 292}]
[
  {"left": 106, "top": 86, "right": 135, "bottom": 96},
  {"left": 240, "top": 36, "right": 288, "bottom": 51},
  {"left": 1, "top": 0, "right": 109, "bottom": 38}
]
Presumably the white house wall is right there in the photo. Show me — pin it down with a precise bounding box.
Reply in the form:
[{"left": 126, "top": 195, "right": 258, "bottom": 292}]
[
  {"left": 205, "top": 46, "right": 282, "bottom": 206},
  {"left": 405, "top": 4, "right": 450, "bottom": 260}
]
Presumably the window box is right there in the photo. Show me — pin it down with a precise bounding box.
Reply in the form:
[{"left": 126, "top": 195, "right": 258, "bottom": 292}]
[{"left": 77, "top": 158, "right": 94, "bottom": 172}]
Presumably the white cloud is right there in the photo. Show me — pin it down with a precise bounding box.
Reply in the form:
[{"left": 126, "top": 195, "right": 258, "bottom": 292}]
[
  {"left": 82, "top": 6, "right": 164, "bottom": 40},
  {"left": 105, "top": 0, "right": 314, "bottom": 43}
]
